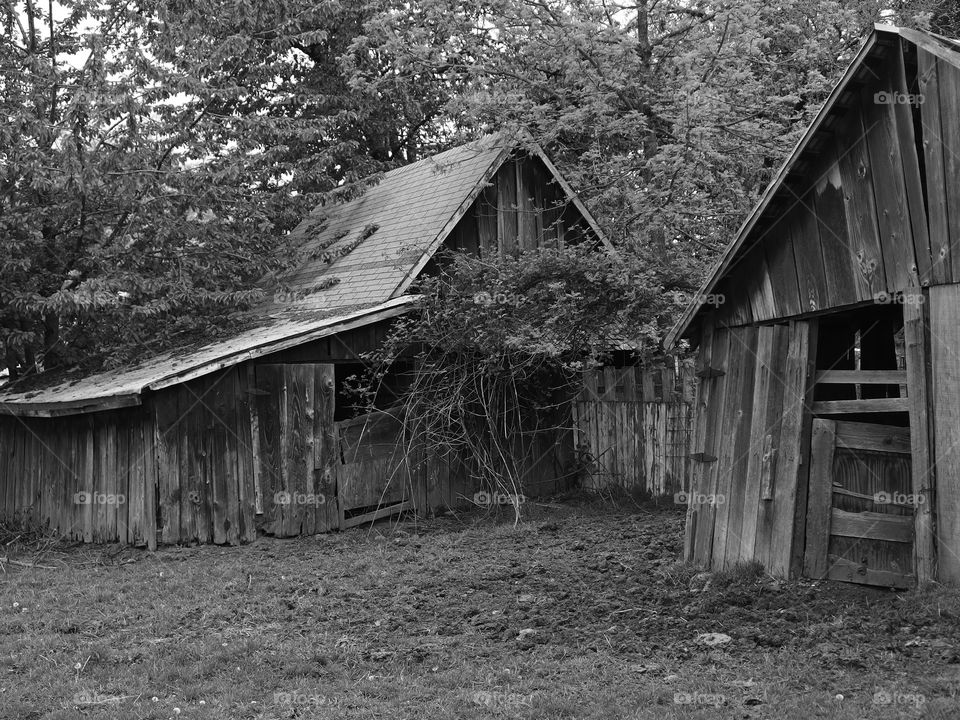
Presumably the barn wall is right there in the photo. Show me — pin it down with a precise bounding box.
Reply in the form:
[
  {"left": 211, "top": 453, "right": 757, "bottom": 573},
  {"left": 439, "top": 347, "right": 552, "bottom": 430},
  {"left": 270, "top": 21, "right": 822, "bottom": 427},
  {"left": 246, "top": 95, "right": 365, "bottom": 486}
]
[
  {"left": 0, "top": 407, "right": 156, "bottom": 547},
  {"left": 712, "top": 40, "right": 940, "bottom": 327},
  {"left": 445, "top": 153, "right": 591, "bottom": 259},
  {"left": 685, "top": 320, "right": 816, "bottom": 577},
  {"left": 150, "top": 365, "right": 257, "bottom": 546}
]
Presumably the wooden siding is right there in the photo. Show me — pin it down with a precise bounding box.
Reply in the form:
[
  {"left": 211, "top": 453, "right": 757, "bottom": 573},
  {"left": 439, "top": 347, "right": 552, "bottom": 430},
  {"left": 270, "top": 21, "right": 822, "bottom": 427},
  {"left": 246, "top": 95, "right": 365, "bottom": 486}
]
[
  {"left": 0, "top": 408, "right": 156, "bottom": 548},
  {"left": 572, "top": 364, "right": 694, "bottom": 497},
  {"left": 445, "top": 153, "right": 583, "bottom": 258},
  {"left": 152, "top": 366, "right": 257, "bottom": 545},
  {"left": 711, "top": 40, "right": 946, "bottom": 329},
  {"left": 685, "top": 321, "right": 816, "bottom": 577},
  {"left": 929, "top": 283, "right": 960, "bottom": 582}
]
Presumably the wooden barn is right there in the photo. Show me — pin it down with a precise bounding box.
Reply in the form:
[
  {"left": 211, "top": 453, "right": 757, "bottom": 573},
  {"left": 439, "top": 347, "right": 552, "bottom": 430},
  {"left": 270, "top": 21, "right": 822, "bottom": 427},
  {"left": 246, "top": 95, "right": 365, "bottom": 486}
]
[
  {"left": 0, "top": 133, "right": 612, "bottom": 548},
  {"left": 666, "top": 25, "right": 960, "bottom": 588}
]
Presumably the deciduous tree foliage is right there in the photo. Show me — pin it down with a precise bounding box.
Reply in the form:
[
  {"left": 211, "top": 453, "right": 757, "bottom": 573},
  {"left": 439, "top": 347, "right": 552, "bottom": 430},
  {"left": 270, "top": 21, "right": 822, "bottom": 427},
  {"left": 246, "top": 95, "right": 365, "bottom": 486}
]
[{"left": 0, "top": 0, "right": 952, "bottom": 381}]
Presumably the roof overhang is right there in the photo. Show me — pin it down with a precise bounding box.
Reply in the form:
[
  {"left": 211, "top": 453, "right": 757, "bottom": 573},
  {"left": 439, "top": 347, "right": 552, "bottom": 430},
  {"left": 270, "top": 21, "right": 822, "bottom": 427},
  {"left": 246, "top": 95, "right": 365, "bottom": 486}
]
[{"left": 0, "top": 296, "right": 419, "bottom": 418}]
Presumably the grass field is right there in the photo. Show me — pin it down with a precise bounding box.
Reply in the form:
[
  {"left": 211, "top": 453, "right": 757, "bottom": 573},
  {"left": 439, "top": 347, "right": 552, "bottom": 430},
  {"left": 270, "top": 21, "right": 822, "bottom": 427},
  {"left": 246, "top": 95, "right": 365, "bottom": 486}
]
[{"left": 1, "top": 499, "right": 958, "bottom": 719}]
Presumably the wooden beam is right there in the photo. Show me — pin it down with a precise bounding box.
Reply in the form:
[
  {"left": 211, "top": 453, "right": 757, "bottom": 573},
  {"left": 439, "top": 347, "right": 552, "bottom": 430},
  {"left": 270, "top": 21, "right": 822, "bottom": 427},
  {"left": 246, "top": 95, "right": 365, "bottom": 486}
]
[
  {"left": 834, "top": 420, "right": 911, "bottom": 454},
  {"left": 903, "top": 290, "right": 935, "bottom": 585},
  {"left": 812, "top": 398, "right": 908, "bottom": 414},
  {"left": 815, "top": 370, "right": 907, "bottom": 384},
  {"left": 340, "top": 500, "right": 413, "bottom": 529},
  {"left": 830, "top": 508, "right": 913, "bottom": 543},
  {"left": 826, "top": 555, "right": 913, "bottom": 588},
  {"left": 804, "top": 418, "right": 836, "bottom": 579}
]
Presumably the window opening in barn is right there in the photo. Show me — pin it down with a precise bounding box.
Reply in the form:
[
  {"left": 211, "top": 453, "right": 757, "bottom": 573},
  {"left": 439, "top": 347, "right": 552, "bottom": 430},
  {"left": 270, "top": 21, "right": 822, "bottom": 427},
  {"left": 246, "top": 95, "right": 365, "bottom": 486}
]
[{"left": 814, "top": 301, "right": 907, "bottom": 427}]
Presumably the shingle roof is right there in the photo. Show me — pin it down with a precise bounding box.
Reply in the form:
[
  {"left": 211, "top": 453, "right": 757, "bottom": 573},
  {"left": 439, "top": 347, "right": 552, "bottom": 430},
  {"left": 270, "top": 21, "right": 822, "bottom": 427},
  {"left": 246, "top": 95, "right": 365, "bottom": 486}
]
[
  {"left": 0, "top": 132, "right": 611, "bottom": 414},
  {"left": 0, "top": 135, "right": 512, "bottom": 415},
  {"left": 280, "top": 133, "right": 510, "bottom": 308}
]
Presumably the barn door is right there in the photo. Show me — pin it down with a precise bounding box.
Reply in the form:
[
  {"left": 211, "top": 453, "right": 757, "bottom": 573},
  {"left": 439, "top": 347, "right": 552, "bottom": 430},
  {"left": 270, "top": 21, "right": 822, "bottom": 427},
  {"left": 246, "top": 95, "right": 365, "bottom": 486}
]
[
  {"left": 804, "top": 419, "right": 914, "bottom": 588},
  {"left": 335, "top": 408, "right": 414, "bottom": 529},
  {"left": 253, "top": 364, "right": 339, "bottom": 536}
]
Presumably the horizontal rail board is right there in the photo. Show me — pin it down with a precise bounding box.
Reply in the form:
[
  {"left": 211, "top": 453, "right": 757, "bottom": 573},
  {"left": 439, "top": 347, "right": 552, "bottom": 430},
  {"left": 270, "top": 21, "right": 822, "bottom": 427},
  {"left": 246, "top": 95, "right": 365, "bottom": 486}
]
[
  {"left": 834, "top": 420, "right": 911, "bottom": 453},
  {"left": 830, "top": 508, "right": 913, "bottom": 543},
  {"left": 826, "top": 555, "right": 913, "bottom": 588},
  {"left": 812, "top": 398, "right": 909, "bottom": 415},
  {"left": 815, "top": 370, "right": 907, "bottom": 385}
]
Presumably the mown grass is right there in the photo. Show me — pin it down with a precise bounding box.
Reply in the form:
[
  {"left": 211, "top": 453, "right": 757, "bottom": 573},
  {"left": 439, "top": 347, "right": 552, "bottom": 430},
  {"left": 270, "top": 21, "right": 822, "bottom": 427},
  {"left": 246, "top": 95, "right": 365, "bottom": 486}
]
[{"left": 1, "top": 502, "right": 958, "bottom": 719}]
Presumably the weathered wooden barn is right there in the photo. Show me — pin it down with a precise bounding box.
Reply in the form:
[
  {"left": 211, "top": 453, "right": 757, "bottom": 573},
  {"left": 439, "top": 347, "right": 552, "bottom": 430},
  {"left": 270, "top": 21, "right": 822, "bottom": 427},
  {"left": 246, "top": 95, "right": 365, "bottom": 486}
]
[
  {"left": 666, "top": 25, "right": 960, "bottom": 588},
  {"left": 0, "top": 133, "right": 612, "bottom": 548}
]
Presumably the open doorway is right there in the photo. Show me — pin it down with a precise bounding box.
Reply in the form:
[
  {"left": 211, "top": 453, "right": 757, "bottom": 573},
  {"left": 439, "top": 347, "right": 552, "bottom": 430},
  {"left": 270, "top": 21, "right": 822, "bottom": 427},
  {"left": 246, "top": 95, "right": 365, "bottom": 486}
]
[{"left": 804, "top": 302, "right": 915, "bottom": 588}]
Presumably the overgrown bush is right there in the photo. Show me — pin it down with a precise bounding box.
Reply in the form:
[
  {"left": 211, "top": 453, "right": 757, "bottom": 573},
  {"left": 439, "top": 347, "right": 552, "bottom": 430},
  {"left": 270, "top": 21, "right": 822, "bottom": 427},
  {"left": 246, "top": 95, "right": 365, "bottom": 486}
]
[{"left": 351, "top": 245, "right": 686, "bottom": 519}]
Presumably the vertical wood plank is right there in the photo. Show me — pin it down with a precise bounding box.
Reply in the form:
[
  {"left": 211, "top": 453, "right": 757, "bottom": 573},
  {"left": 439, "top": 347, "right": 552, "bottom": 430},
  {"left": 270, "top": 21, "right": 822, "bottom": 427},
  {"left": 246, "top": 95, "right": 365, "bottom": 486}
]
[
  {"left": 82, "top": 419, "right": 94, "bottom": 543},
  {"left": 497, "top": 160, "right": 518, "bottom": 257},
  {"left": 685, "top": 321, "right": 715, "bottom": 561},
  {"left": 691, "top": 326, "right": 730, "bottom": 566},
  {"left": 929, "top": 284, "right": 960, "bottom": 581},
  {"left": 936, "top": 61, "right": 960, "bottom": 280},
  {"left": 154, "top": 392, "right": 180, "bottom": 544},
  {"left": 143, "top": 409, "right": 158, "bottom": 550},
  {"left": 477, "top": 182, "right": 498, "bottom": 259},
  {"left": 813, "top": 159, "right": 860, "bottom": 307},
  {"left": 893, "top": 42, "right": 932, "bottom": 286},
  {"left": 235, "top": 365, "right": 258, "bottom": 542},
  {"left": 835, "top": 104, "right": 888, "bottom": 295},
  {"left": 516, "top": 159, "right": 538, "bottom": 252},
  {"left": 751, "top": 325, "right": 791, "bottom": 571},
  {"left": 789, "top": 198, "right": 829, "bottom": 313},
  {"left": 773, "top": 321, "right": 816, "bottom": 577},
  {"left": 314, "top": 364, "right": 339, "bottom": 531},
  {"left": 284, "top": 365, "right": 310, "bottom": 537},
  {"left": 803, "top": 419, "right": 836, "bottom": 579},
  {"left": 861, "top": 74, "right": 919, "bottom": 290},
  {"left": 917, "top": 49, "right": 951, "bottom": 284},
  {"left": 904, "top": 291, "right": 935, "bottom": 584},
  {"left": 761, "top": 219, "right": 802, "bottom": 318},
  {"left": 711, "top": 326, "right": 759, "bottom": 570}
]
